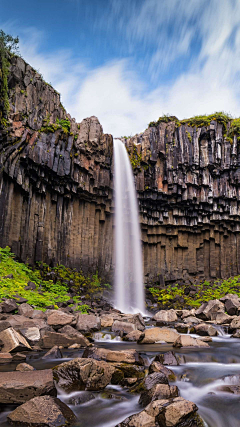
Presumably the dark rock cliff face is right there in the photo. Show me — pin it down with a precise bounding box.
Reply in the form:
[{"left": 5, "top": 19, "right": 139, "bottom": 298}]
[
  {"left": 0, "top": 56, "right": 240, "bottom": 284},
  {"left": 0, "top": 56, "right": 113, "bottom": 278}
]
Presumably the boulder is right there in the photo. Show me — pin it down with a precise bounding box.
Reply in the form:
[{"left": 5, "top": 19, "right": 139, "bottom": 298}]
[
  {"left": 16, "top": 363, "right": 35, "bottom": 372},
  {"left": 0, "top": 369, "right": 56, "bottom": 404},
  {"left": 41, "top": 330, "right": 89, "bottom": 348},
  {"left": 220, "top": 293, "right": 240, "bottom": 303},
  {"left": 175, "top": 323, "right": 189, "bottom": 334},
  {"left": 19, "top": 327, "right": 41, "bottom": 344},
  {"left": 139, "top": 327, "right": 179, "bottom": 344},
  {"left": 7, "top": 395, "right": 76, "bottom": 426},
  {"left": 225, "top": 299, "right": 240, "bottom": 316},
  {"left": 47, "top": 311, "right": 74, "bottom": 328},
  {"left": 76, "top": 314, "right": 101, "bottom": 333},
  {"left": 0, "top": 299, "right": 18, "bottom": 313},
  {"left": 0, "top": 327, "right": 32, "bottom": 352},
  {"left": 112, "top": 320, "right": 136, "bottom": 335},
  {"left": 180, "top": 309, "right": 196, "bottom": 319},
  {"left": 100, "top": 314, "right": 114, "bottom": 327},
  {"left": 0, "top": 353, "right": 13, "bottom": 363},
  {"left": 31, "top": 309, "right": 46, "bottom": 319},
  {"left": 149, "top": 361, "right": 176, "bottom": 381},
  {"left": 230, "top": 316, "right": 240, "bottom": 330},
  {"left": 12, "top": 352, "right": 26, "bottom": 361},
  {"left": 18, "top": 303, "right": 34, "bottom": 318},
  {"left": 182, "top": 316, "right": 201, "bottom": 324},
  {"left": 210, "top": 312, "right": 233, "bottom": 324},
  {"left": 173, "top": 335, "right": 210, "bottom": 348},
  {"left": 53, "top": 358, "right": 115, "bottom": 391},
  {"left": 24, "top": 281, "right": 36, "bottom": 290},
  {"left": 0, "top": 320, "right": 11, "bottom": 332},
  {"left": 123, "top": 330, "right": 144, "bottom": 342},
  {"left": 153, "top": 309, "right": 178, "bottom": 324},
  {"left": 116, "top": 397, "right": 201, "bottom": 427},
  {"left": 194, "top": 323, "right": 218, "bottom": 336},
  {"left": 127, "top": 313, "right": 145, "bottom": 331},
  {"left": 216, "top": 385, "right": 240, "bottom": 394},
  {"left": 82, "top": 347, "right": 144, "bottom": 365},
  {"left": 68, "top": 391, "right": 95, "bottom": 405},
  {"left": 59, "top": 325, "right": 90, "bottom": 346},
  {"left": 111, "top": 363, "right": 145, "bottom": 382},
  {"left": 195, "top": 299, "right": 224, "bottom": 321},
  {"left": 139, "top": 383, "right": 179, "bottom": 406},
  {"left": 42, "top": 345, "right": 63, "bottom": 359},
  {"left": 154, "top": 351, "right": 181, "bottom": 366}
]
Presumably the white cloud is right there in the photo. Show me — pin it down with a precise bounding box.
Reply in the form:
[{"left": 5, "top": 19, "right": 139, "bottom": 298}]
[{"left": 1, "top": 0, "right": 240, "bottom": 136}]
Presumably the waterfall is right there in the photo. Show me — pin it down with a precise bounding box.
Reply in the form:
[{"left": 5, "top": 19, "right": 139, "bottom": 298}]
[{"left": 113, "top": 138, "right": 144, "bottom": 314}]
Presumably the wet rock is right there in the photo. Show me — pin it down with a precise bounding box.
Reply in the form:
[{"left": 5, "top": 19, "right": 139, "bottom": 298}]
[
  {"left": 18, "top": 303, "right": 34, "bottom": 317},
  {"left": 68, "top": 343, "right": 81, "bottom": 349},
  {"left": 41, "top": 330, "right": 89, "bottom": 348},
  {"left": 111, "top": 363, "right": 145, "bottom": 383},
  {"left": 47, "top": 311, "right": 74, "bottom": 328},
  {"left": 100, "top": 314, "right": 114, "bottom": 327},
  {"left": 116, "top": 397, "right": 201, "bottom": 427},
  {"left": 58, "top": 325, "right": 90, "bottom": 346},
  {"left": 139, "top": 327, "right": 179, "bottom": 344},
  {"left": 127, "top": 313, "right": 145, "bottom": 331},
  {"left": 0, "top": 369, "right": 56, "bottom": 404},
  {"left": 153, "top": 309, "right": 178, "bottom": 324},
  {"left": 230, "top": 316, "right": 240, "bottom": 330},
  {"left": 7, "top": 395, "right": 76, "bottom": 426},
  {"left": 180, "top": 309, "right": 196, "bottom": 319},
  {"left": 19, "top": 327, "right": 41, "bottom": 345},
  {"left": 42, "top": 345, "right": 63, "bottom": 359},
  {"left": 174, "top": 323, "right": 189, "bottom": 333},
  {"left": 139, "top": 383, "right": 179, "bottom": 406},
  {"left": 194, "top": 323, "right": 218, "bottom": 336},
  {"left": 225, "top": 299, "right": 240, "bottom": 316},
  {"left": 12, "top": 352, "right": 27, "bottom": 361},
  {"left": 68, "top": 391, "right": 95, "bottom": 405},
  {"left": 0, "top": 353, "right": 13, "bottom": 364},
  {"left": 76, "top": 314, "right": 101, "bottom": 333},
  {"left": 173, "top": 335, "right": 210, "bottom": 348},
  {"left": 195, "top": 299, "right": 224, "bottom": 321},
  {"left": 211, "top": 312, "right": 233, "bottom": 324},
  {"left": 53, "top": 358, "right": 115, "bottom": 391},
  {"left": 0, "top": 327, "right": 32, "bottom": 352},
  {"left": 231, "top": 329, "right": 240, "bottom": 338},
  {"left": 123, "top": 330, "right": 144, "bottom": 342},
  {"left": 83, "top": 347, "right": 144, "bottom": 365},
  {"left": 182, "top": 316, "right": 201, "bottom": 324},
  {"left": 154, "top": 351, "right": 181, "bottom": 366},
  {"left": 16, "top": 363, "right": 35, "bottom": 371},
  {"left": 149, "top": 361, "right": 176, "bottom": 381},
  {"left": 216, "top": 385, "right": 240, "bottom": 394},
  {"left": 198, "top": 337, "right": 212, "bottom": 342},
  {"left": 0, "top": 299, "right": 18, "bottom": 313},
  {"left": 112, "top": 320, "right": 136, "bottom": 335}
]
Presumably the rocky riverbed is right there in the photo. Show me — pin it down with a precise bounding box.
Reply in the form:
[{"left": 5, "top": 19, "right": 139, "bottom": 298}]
[{"left": 0, "top": 294, "right": 240, "bottom": 426}]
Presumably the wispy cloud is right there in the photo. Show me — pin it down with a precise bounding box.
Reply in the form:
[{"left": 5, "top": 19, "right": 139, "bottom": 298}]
[{"left": 1, "top": 0, "right": 240, "bottom": 136}]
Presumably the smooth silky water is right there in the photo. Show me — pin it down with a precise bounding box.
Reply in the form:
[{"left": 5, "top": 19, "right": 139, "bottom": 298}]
[
  {"left": 1, "top": 334, "right": 240, "bottom": 426},
  {"left": 113, "top": 138, "right": 144, "bottom": 314}
]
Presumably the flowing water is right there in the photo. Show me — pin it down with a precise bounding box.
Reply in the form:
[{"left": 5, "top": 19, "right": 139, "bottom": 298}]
[
  {"left": 1, "top": 333, "right": 240, "bottom": 426},
  {"left": 113, "top": 138, "right": 144, "bottom": 314}
]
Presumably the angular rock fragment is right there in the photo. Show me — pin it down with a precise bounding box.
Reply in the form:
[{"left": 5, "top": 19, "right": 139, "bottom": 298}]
[
  {"left": 195, "top": 299, "right": 224, "bottom": 321},
  {"left": 7, "top": 395, "right": 76, "bottom": 426},
  {"left": 16, "top": 363, "right": 35, "bottom": 372},
  {"left": 173, "top": 335, "right": 210, "bottom": 348},
  {"left": 53, "top": 358, "right": 115, "bottom": 391},
  {"left": 47, "top": 311, "right": 74, "bottom": 328},
  {"left": 139, "top": 327, "right": 179, "bottom": 344},
  {"left": 41, "top": 330, "right": 89, "bottom": 348},
  {"left": 112, "top": 320, "right": 136, "bottom": 335},
  {"left": 76, "top": 314, "right": 101, "bottom": 333},
  {"left": 139, "top": 383, "right": 179, "bottom": 406},
  {"left": 123, "top": 330, "right": 144, "bottom": 342},
  {"left": 149, "top": 361, "right": 176, "bottom": 381},
  {"left": 82, "top": 347, "right": 144, "bottom": 365},
  {"left": 0, "top": 369, "right": 56, "bottom": 403},
  {"left": 153, "top": 309, "right": 178, "bottom": 324},
  {"left": 42, "top": 345, "right": 63, "bottom": 359},
  {"left": 0, "top": 299, "right": 18, "bottom": 313},
  {"left": 194, "top": 323, "right": 217, "bottom": 336},
  {"left": 18, "top": 303, "right": 34, "bottom": 318},
  {"left": 0, "top": 327, "right": 32, "bottom": 352}
]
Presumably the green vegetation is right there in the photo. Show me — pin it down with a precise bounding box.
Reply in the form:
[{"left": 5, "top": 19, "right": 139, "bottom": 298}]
[
  {"left": 149, "top": 275, "right": 240, "bottom": 309},
  {"left": 40, "top": 117, "right": 71, "bottom": 134},
  {"left": 127, "top": 145, "right": 142, "bottom": 170},
  {"left": 0, "top": 30, "right": 19, "bottom": 119},
  {"left": 0, "top": 246, "right": 110, "bottom": 311},
  {"left": 148, "top": 115, "right": 180, "bottom": 128}
]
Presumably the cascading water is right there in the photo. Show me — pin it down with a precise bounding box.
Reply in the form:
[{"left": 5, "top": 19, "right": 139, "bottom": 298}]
[{"left": 113, "top": 138, "right": 144, "bottom": 314}]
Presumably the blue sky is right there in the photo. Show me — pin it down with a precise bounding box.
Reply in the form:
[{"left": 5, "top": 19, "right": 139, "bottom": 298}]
[{"left": 1, "top": 0, "right": 240, "bottom": 135}]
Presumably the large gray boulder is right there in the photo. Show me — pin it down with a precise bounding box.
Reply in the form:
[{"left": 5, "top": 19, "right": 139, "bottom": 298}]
[
  {"left": 139, "top": 383, "right": 179, "bottom": 406},
  {"left": 47, "top": 311, "right": 74, "bottom": 328},
  {"left": 0, "top": 299, "right": 18, "bottom": 313},
  {"left": 116, "top": 397, "right": 201, "bottom": 427},
  {"left": 194, "top": 323, "right": 217, "bottom": 337},
  {"left": 53, "top": 357, "right": 115, "bottom": 391},
  {"left": 195, "top": 299, "right": 224, "bottom": 320},
  {"left": 82, "top": 347, "right": 144, "bottom": 365},
  {"left": 41, "top": 329, "right": 89, "bottom": 348},
  {"left": 0, "top": 327, "right": 32, "bottom": 352},
  {"left": 153, "top": 309, "right": 178, "bottom": 324},
  {"left": 173, "top": 335, "right": 209, "bottom": 348},
  {"left": 7, "top": 395, "right": 76, "bottom": 426},
  {"left": 0, "top": 369, "right": 56, "bottom": 404},
  {"left": 18, "top": 303, "right": 34, "bottom": 317},
  {"left": 139, "top": 327, "right": 179, "bottom": 344},
  {"left": 112, "top": 320, "right": 136, "bottom": 335},
  {"left": 76, "top": 314, "right": 101, "bottom": 332}
]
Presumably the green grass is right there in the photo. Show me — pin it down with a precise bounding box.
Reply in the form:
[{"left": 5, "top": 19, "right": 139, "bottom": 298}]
[
  {"left": 149, "top": 276, "right": 240, "bottom": 309},
  {"left": 0, "top": 247, "right": 110, "bottom": 311}
]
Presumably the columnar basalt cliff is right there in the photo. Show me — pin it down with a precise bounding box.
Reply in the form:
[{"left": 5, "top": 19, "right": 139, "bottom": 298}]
[{"left": 1, "top": 56, "right": 240, "bottom": 284}]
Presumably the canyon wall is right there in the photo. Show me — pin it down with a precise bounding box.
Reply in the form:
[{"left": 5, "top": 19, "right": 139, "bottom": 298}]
[{"left": 1, "top": 56, "right": 240, "bottom": 284}]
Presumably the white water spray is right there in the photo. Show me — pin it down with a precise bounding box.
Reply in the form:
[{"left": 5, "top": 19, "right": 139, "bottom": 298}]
[{"left": 113, "top": 138, "right": 144, "bottom": 314}]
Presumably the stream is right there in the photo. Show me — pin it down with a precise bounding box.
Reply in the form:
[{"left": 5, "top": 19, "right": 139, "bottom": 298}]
[{"left": 0, "top": 330, "right": 240, "bottom": 426}]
